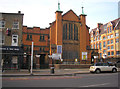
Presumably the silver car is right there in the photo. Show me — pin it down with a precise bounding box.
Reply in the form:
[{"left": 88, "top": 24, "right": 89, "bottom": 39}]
[{"left": 89, "top": 62, "right": 118, "bottom": 74}]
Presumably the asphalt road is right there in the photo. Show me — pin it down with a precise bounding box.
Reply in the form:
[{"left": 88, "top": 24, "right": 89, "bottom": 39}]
[{"left": 2, "top": 73, "right": 119, "bottom": 88}]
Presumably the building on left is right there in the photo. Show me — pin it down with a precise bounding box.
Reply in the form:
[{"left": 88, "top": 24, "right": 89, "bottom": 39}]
[{"left": 0, "top": 11, "right": 24, "bottom": 70}]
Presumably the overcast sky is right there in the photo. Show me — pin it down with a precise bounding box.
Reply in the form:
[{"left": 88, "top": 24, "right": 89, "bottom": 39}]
[{"left": 0, "top": 0, "right": 119, "bottom": 31}]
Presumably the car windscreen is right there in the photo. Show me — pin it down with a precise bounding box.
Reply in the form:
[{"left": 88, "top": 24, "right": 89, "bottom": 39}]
[{"left": 94, "top": 63, "right": 103, "bottom": 66}]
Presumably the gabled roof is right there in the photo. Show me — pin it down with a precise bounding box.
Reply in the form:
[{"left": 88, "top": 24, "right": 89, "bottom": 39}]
[
  {"left": 62, "top": 9, "right": 80, "bottom": 22},
  {"left": 62, "top": 9, "right": 79, "bottom": 18},
  {"left": 91, "top": 18, "right": 120, "bottom": 35}
]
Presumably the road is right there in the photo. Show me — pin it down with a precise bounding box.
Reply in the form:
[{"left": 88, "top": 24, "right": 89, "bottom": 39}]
[{"left": 2, "top": 73, "right": 119, "bottom": 88}]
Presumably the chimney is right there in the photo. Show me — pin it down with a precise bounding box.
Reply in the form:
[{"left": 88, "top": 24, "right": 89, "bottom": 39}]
[
  {"left": 97, "top": 23, "right": 103, "bottom": 29},
  {"left": 18, "top": 11, "right": 21, "bottom": 14}
]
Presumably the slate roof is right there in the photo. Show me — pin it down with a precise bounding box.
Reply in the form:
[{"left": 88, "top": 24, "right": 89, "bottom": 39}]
[{"left": 90, "top": 18, "right": 120, "bottom": 35}]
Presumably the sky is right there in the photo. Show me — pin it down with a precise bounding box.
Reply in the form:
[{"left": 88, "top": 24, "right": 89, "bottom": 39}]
[{"left": 0, "top": 0, "right": 119, "bottom": 31}]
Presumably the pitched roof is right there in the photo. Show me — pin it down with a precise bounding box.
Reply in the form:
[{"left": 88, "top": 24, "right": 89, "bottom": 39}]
[
  {"left": 62, "top": 9, "right": 79, "bottom": 19},
  {"left": 91, "top": 18, "right": 120, "bottom": 35}
]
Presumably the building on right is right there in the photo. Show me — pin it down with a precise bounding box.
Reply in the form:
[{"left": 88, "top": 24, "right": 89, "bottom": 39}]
[{"left": 90, "top": 18, "right": 120, "bottom": 62}]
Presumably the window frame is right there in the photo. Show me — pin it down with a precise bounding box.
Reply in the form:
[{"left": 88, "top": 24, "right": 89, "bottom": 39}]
[
  {"left": 12, "top": 21, "right": 19, "bottom": 29},
  {"left": 0, "top": 20, "right": 5, "bottom": 28}
]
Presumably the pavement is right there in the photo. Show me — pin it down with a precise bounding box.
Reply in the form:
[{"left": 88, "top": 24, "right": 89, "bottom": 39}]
[
  {"left": 1, "top": 68, "right": 90, "bottom": 77},
  {"left": 1, "top": 68, "right": 120, "bottom": 77}
]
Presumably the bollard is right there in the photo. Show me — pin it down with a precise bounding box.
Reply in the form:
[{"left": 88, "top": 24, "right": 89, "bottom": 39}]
[{"left": 50, "top": 67, "right": 54, "bottom": 74}]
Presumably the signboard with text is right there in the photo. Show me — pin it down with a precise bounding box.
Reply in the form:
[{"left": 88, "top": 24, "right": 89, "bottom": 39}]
[
  {"left": 57, "top": 45, "right": 62, "bottom": 54},
  {"left": 82, "top": 52, "right": 87, "bottom": 60}
]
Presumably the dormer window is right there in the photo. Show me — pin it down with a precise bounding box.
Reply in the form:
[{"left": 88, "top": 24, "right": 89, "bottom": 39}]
[
  {"left": 110, "top": 26, "right": 112, "bottom": 32},
  {"left": 107, "top": 27, "right": 109, "bottom": 33}
]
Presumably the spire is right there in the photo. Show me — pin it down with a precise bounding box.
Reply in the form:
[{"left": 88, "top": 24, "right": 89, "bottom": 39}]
[
  {"left": 81, "top": 0, "right": 86, "bottom": 15},
  {"left": 82, "top": 6, "right": 84, "bottom": 14},
  {"left": 57, "top": 0, "right": 61, "bottom": 11},
  {"left": 81, "top": 6, "right": 86, "bottom": 16}
]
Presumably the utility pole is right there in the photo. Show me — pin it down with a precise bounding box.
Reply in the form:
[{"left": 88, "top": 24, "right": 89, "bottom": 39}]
[{"left": 31, "top": 42, "right": 34, "bottom": 75}]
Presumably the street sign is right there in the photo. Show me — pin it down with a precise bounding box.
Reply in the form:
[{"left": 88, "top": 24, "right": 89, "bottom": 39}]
[{"left": 52, "top": 53, "right": 61, "bottom": 60}]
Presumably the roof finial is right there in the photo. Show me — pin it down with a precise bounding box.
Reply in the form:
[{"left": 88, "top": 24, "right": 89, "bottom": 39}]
[
  {"left": 82, "top": 6, "right": 84, "bottom": 14},
  {"left": 58, "top": 0, "right": 61, "bottom": 11}
]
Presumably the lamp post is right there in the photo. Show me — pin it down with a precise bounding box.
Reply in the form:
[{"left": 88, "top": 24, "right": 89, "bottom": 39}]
[{"left": 30, "top": 42, "right": 34, "bottom": 75}]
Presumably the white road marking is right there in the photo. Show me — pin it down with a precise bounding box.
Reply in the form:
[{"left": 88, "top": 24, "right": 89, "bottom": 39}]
[{"left": 81, "top": 83, "right": 110, "bottom": 87}]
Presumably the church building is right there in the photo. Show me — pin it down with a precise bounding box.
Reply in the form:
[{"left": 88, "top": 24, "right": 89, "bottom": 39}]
[{"left": 49, "top": 2, "right": 91, "bottom": 64}]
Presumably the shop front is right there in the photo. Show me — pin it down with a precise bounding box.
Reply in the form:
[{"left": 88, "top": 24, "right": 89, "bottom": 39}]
[{"left": 1, "top": 46, "right": 23, "bottom": 70}]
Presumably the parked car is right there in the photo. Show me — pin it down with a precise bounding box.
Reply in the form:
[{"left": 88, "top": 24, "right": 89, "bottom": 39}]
[{"left": 89, "top": 62, "right": 118, "bottom": 74}]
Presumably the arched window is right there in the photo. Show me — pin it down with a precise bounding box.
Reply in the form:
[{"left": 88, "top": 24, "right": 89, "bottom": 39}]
[
  {"left": 69, "top": 23, "right": 73, "bottom": 40},
  {"left": 63, "top": 23, "right": 67, "bottom": 40},
  {"left": 74, "top": 24, "right": 78, "bottom": 40}
]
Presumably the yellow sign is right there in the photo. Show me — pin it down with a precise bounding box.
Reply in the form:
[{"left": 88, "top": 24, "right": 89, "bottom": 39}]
[{"left": 82, "top": 52, "right": 87, "bottom": 60}]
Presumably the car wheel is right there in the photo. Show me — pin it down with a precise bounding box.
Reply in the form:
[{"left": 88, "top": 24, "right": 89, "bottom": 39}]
[
  {"left": 95, "top": 69, "right": 101, "bottom": 74},
  {"left": 112, "top": 68, "right": 117, "bottom": 73}
]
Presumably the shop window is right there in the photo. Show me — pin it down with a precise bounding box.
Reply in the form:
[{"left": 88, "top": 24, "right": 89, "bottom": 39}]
[{"left": 12, "top": 56, "right": 18, "bottom": 64}]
